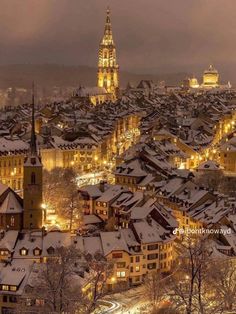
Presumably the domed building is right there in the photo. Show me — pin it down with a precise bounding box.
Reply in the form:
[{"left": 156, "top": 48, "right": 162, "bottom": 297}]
[
  {"left": 189, "top": 76, "right": 199, "bottom": 88},
  {"left": 202, "top": 64, "right": 219, "bottom": 88}
]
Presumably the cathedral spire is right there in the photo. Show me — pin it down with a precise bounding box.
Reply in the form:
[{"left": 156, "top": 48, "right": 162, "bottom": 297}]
[
  {"left": 102, "top": 6, "right": 113, "bottom": 45},
  {"left": 23, "top": 82, "right": 43, "bottom": 230},
  {"left": 97, "top": 7, "right": 119, "bottom": 96},
  {"left": 105, "top": 6, "right": 111, "bottom": 28},
  {"left": 30, "top": 82, "right": 37, "bottom": 156}
]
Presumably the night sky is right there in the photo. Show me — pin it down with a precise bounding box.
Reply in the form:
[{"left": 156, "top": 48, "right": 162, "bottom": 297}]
[{"left": 0, "top": 0, "right": 235, "bottom": 76}]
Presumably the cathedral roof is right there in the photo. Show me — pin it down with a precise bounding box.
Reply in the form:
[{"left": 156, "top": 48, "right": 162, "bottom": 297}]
[
  {"left": 204, "top": 64, "right": 218, "bottom": 74},
  {"left": 74, "top": 86, "right": 108, "bottom": 97}
]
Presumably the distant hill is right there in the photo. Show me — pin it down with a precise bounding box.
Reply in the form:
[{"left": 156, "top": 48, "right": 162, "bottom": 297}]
[{"left": 0, "top": 64, "right": 189, "bottom": 89}]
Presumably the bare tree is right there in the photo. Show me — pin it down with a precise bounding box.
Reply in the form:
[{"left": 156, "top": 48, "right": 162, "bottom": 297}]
[
  {"left": 18, "top": 248, "right": 113, "bottom": 314},
  {"left": 83, "top": 251, "right": 114, "bottom": 314},
  {"left": 164, "top": 236, "right": 212, "bottom": 314},
  {"left": 18, "top": 247, "right": 86, "bottom": 314},
  {"left": 144, "top": 272, "right": 167, "bottom": 311},
  {"left": 43, "top": 168, "right": 82, "bottom": 230},
  {"left": 208, "top": 258, "right": 236, "bottom": 312}
]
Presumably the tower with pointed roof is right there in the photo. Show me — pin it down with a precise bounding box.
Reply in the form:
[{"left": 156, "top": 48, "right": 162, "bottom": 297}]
[
  {"left": 23, "top": 85, "right": 43, "bottom": 230},
  {"left": 97, "top": 7, "right": 119, "bottom": 98}
]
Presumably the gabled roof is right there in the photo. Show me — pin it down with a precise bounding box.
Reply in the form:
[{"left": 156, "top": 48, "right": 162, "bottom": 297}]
[
  {"left": 0, "top": 230, "right": 19, "bottom": 251},
  {"left": 0, "top": 191, "right": 23, "bottom": 214},
  {"left": 100, "top": 231, "right": 130, "bottom": 256}
]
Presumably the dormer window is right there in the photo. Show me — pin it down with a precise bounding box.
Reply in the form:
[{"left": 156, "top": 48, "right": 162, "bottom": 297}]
[
  {"left": 20, "top": 248, "right": 28, "bottom": 256},
  {"left": 10, "top": 286, "right": 17, "bottom": 292},
  {"left": 47, "top": 247, "right": 55, "bottom": 255},
  {"left": 0, "top": 250, "right": 9, "bottom": 256},
  {"left": 1, "top": 285, "right": 9, "bottom": 291},
  {"left": 31, "top": 157, "right": 36, "bottom": 165},
  {"left": 33, "top": 248, "right": 41, "bottom": 256}
]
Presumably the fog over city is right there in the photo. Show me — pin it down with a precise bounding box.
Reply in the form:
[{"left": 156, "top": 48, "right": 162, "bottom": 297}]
[{"left": 0, "top": 0, "right": 235, "bottom": 79}]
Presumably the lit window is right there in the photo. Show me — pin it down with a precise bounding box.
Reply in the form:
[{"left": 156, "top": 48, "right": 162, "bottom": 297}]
[
  {"left": 112, "top": 253, "right": 123, "bottom": 259},
  {"left": 35, "top": 299, "right": 44, "bottom": 306},
  {"left": 10, "top": 286, "right": 17, "bottom": 292},
  {"left": 135, "top": 266, "right": 140, "bottom": 272},
  {"left": 2, "top": 285, "right": 9, "bottom": 291},
  {"left": 117, "top": 262, "right": 126, "bottom": 268},
  {"left": 116, "top": 271, "right": 125, "bottom": 278},
  {"left": 10, "top": 216, "right": 15, "bottom": 227},
  {"left": 26, "top": 298, "right": 33, "bottom": 306},
  {"left": 0, "top": 250, "right": 8, "bottom": 256},
  {"left": 20, "top": 248, "right": 28, "bottom": 256},
  {"left": 33, "top": 249, "right": 41, "bottom": 256}
]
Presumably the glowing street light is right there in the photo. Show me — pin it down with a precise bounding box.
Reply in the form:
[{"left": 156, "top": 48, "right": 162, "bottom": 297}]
[{"left": 41, "top": 203, "right": 47, "bottom": 209}]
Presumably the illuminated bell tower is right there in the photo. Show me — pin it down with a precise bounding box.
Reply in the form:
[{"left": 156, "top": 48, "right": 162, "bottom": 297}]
[
  {"left": 23, "top": 85, "right": 43, "bottom": 230},
  {"left": 97, "top": 7, "right": 119, "bottom": 97}
]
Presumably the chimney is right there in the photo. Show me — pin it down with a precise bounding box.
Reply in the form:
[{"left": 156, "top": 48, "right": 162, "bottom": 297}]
[
  {"left": 100, "top": 180, "right": 105, "bottom": 193},
  {"left": 188, "top": 189, "right": 191, "bottom": 199}
]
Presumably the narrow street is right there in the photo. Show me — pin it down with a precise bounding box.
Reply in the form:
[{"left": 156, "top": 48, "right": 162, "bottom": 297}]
[{"left": 100, "top": 285, "right": 149, "bottom": 314}]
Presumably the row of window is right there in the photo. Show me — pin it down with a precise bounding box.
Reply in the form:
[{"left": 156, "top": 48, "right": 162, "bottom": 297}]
[
  {"left": 159, "top": 243, "right": 172, "bottom": 250},
  {"left": 116, "top": 177, "right": 136, "bottom": 185},
  {"left": 1, "top": 285, "right": 17, "bottom": 292},
  {"left": 20, "top": 248, "right": 41, "bottom": 256},
  {"left": 130, "top": 256, "right": 140, "bottom": 263},
  {"left": 130, "top": 266, "right": 140, "bottom": 273},
  {"left": 160, "top": 260, "right": 172, "bottom": 269},
  {"left": 0, "top": 215, "right": 16, "bottom": 227},
  {"left": 96, "top": 210, "right": 107, "bottom": 216},
  {"left": 0, "top": 167, "right": 22, "bottom": 175},
  {"left": 25, "top": 298, "right": 44, "bottom": 307},
  {"left": 0, "top": 159, "right": 23, "bottom": 167},
  {"left": 2, "top": 295, "right": 17, "bottom": 303},
  {"left": 63, "top": 150, "right": 94, "bottom": 160},
  {"left": 116, "top": 271, "right": 125, "bottom": 278},
  {"left": 160, "top": 252, "right": 171, "bottom": 260},
  {"left": 0, "top": 250, "right": 9, "bottom": 256},
  {"left": 114, "top": 249, "right": 172, "bottom": 263},
  {"left": 96, "top": 202, "right": 107, "bottom": 207}
]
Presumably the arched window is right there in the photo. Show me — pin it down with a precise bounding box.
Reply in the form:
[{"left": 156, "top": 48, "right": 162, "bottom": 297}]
[{"left": 31, "top": 172, "right": 36, "bottom": 184}]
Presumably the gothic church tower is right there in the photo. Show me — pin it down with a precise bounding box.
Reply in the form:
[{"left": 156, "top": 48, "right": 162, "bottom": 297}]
[
  {"left": 23, "top": 86, "right": 43, "bottom": 230},
  {"left": 97, "top": 8, "right": 119, "bottom": 97}
]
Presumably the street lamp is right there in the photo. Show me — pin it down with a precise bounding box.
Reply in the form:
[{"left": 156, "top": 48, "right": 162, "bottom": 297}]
[
  {"left": 41, "top": 203, "right": 47, "bottom": 209},
  {"left": 111, "top": 277, "right": 116, "bottom": 283}
]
